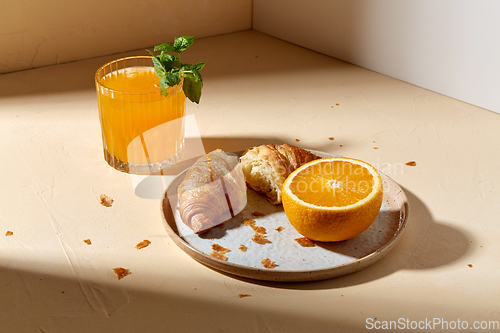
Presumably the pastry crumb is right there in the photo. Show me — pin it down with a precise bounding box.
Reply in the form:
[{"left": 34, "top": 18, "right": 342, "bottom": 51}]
[
  {"left": 252, "top": 233, "right": 271, "bottom": 244},
  {"left": 113, "top": 267, "right": 131, "bottom": 280},
  {"left": 373, "top": 147, "right": 379, "bottom": 149},
  {"left": 209, "top": 251, "right": 228, "bottom": 261},
  {"left": 100, "top": 194, "right": 113, "bottom": 207},
  {"left": 212, "top": 243, "right": 230, "bottom": 254},
  {"left": 253, "top": 226, "right": 266, "bottom": 234},
  {"left": 295, "top": 139, "right": 300, "bottom": 142},
  {"left": 251, "top": 211, "right": 266, "bottom": 217},
  {"left": 210, "top": 243, "right": 230, "bottom": 261},
  {"left": 406, "top": 161, "right": 417, "bottom": 166},
  {"left": 261, "top": 258, "right": 276, "bottom": 269},
  {"left": 243, "top": 218, "right": 255, "bottom": 226},
  {"left": 83, "top": 239, "right": 91, "bottom": 245},
  {"left": 295, "top": 237, "right": 315, "bottom": 247},
  {"left": 329, "top": 137, "right": 334, "bottom": 141},
  {"left": 238, "top": 294, "right": 252, "bottom": 298},
  {"left": 276, "top": 226, "right": 284, "bottom": 232},
  {"left": 135, "top": 239, "right": 151, "bottom": 250},
  {"left": 5, "top": 231, "right": 13, "bottom": 236},
  {"left": 468, "top": 264, "right": 473, "bottom": 268},
  {"left": 239, "top": 245, "right": 247, "bottom": 252},
  {"left": 245, "top": 219, "right": 270, "bottom": 244}
]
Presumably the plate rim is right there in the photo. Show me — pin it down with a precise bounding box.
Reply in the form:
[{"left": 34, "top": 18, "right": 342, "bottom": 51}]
[{"left": 160, "top": 150, "right": 409, "bottom": 282}]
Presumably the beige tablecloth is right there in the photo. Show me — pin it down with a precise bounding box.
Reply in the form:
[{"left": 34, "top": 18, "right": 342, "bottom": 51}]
[{"left": 0, "top": 30, "right": 498, "bottom": 332}]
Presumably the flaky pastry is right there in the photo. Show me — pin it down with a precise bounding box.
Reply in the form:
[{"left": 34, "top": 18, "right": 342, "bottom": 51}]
[
  {"left": 240, "top": 144, "right": 320, "bottom": 204},
  {"left": 177, "top": 149, "right": 247, "bottom": 234}
]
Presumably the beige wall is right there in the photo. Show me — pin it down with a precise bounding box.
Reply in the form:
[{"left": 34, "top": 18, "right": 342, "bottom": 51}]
[
  {"left": 254, "top": 0, "right": 500, "bottom": 114},
  {"left": 0, "top": 0, "right": 252, "bottom": 74}
]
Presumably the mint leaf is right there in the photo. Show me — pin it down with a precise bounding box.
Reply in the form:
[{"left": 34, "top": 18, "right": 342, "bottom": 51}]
[
  {"left": 151, "top": 57, "right": 166, "bottom": 78},
  {"left": 183, "top": 76, "right": 202, "bottom": 104},
  {"left": 160, "top": 52, "right": 176, "bottom": 64},
  {"left": 154, "top": 43, "right": 177, "bottom": 53},
  {"left": 165, "top": 71, "right": 181, "bottom": 86},
  {"left": 148, "top": 36, "right": 203, "bottom": 103},
  {"left": 159, "top": 76, "right": 169, "bottom": 93},
  {"left": 193, "top": 62, "right": 205, "bottom": 71},
  {"left": 173, "top": 36, "right": 195, "bottom": 53}
]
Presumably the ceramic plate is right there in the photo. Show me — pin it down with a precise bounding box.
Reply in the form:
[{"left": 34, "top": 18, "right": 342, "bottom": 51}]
[{"left": 161, "top": 150, "right": 409, "bottom": 282}]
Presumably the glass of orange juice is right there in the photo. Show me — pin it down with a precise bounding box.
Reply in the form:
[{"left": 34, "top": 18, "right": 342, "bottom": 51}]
[{"left": 95, "top": 56, "right": 186, "bottom": 174}]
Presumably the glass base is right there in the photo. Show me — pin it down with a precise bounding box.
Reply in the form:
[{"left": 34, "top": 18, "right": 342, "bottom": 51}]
[{"left": 103, "top": 144, "right": 185, "bottom": 175}]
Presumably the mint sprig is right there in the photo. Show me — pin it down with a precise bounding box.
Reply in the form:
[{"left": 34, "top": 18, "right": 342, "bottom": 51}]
[{"left": 147, "top": 36, "right": 204, "bottom": 104}]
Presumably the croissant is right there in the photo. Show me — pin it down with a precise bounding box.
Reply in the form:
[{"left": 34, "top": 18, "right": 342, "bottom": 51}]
[
  {"left": 177, "top": 149, "right": 247, "bottom": 234},
  {"left": 240, "top": 144, "right": 320, "bottom": 205}
]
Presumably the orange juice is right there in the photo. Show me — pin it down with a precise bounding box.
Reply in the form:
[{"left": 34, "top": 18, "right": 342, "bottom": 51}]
[{"left": 95, "top": 56, "right": 186, "bottom": 174}]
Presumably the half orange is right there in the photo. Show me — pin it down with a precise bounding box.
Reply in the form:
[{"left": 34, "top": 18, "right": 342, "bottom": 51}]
[{"left": 282, "top": 157, "right": 383, "bottom": 242}]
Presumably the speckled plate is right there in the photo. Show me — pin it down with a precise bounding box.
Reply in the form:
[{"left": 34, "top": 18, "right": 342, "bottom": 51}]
[{"left": 160, "top": 150, "right": 409, "bottom": 282}]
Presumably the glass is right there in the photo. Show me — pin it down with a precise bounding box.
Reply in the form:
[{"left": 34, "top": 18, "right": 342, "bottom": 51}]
[{"left": 95, "top": 56, "right": 186, "bottom": 174}]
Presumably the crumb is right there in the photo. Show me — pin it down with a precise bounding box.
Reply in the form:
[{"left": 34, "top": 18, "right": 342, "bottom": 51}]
[
  {"left": 336, "top": 103, "right": 339, "bottom": 106},
  {"left": 331, "top": 106, "right": 334, "bottom": 108},
  {"left": 135, "top": 239, "right": 151, "bottom": 250},
  {"left": 112, "top": 267, "right": 131, "bottom": 280},
  {"left": 253, "top": 226, "right": 266, "bottom": 234},
  {"left": 83, "top": 239, "right": 91, "bottom": 245},
  {"left": 210, "top": 243, "right": 231, "bottom": 261},
  {"left": 239, "top": 245, "right": 247, "bottom": 252},
  {"left": 276, "top": 226, "right": 284, "bottom": 232},
  {"left": 243, "top": 218, "right": 255, "bottom": 226},
  {"left": 468, "top": 264, "right": 473, "bottom": 268},
  {"left": 212, "top": 244, "right": 230, "bottom": 254},
  {"left": 295, "top": 237, "right": 315, "bottom": 247},
  {"left": 406, "top": 161, "right": 417, "bottom": 166},
  {"left": 261, "top": 258, "right": 276, "bottom": 269},
  {"left": 245, "top": 219, "right": 270, "bottom": 243},
  {"left": 100, "top": 194, "right": 113, "bottom": 207},
  {"left": 5, "top": 231, "right": 13, "bottom": 236},
  {"left": 295, "top": 139, "right": 300, "bottom": 142},
  {"left": 252, "top": 233, "right": 271, "bottom": 244},
  {"left": 373, "top": 147, "right": 379, "bottom": 149},
  {"left": 238, "top": 294, "right": 252, "bottom": 298},
  {"left": 209, "top": 251, "right": 228, "bottom": 261},
  {"left": 329, "top": 137, "right": 334, "bottom": 141},
  {"left": 339, "top": 145, "right": 343, "bottom": 147},
  {"left": 251, "top": 211, "right": 266, "bottom": 217}
]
